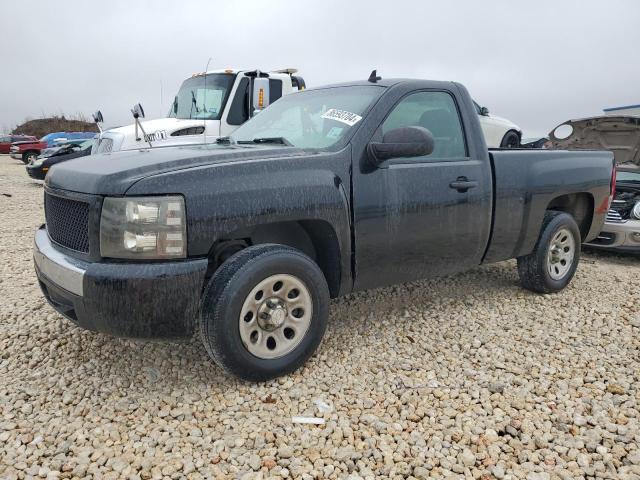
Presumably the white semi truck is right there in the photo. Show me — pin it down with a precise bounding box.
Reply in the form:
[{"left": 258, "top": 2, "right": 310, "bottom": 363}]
[{"left": 93, "top": 68, "right": 305, "bottom": 153}]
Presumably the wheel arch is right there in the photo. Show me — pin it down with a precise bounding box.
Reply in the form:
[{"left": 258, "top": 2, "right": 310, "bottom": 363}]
[
  {"left": 546, "top": 192, "right": 594, "bottom": 241},
  {"left": 207, "top": 219, "right": 343, "bottom": 298},
  {"left": 500, "top": 129, "right": 521, "bottom": 147}
]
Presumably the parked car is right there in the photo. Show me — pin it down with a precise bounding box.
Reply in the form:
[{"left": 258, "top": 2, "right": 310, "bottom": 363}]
[
  {"left": 26, "top": 139, "right": 95, "bottom": 180},
  {"left": 0, "top": 134, "right": 37, "bottom": 154},
  {"left": 11, "top": 133, "right": 95, "bottom": 163},
  {"left": 34, "top": 75, "right": 614, "bottom": 381},
  {"left": 589, "top": 167, "right": 640, "bottom": 251},
  {"left": 10, "top": 139, "right": 47, "bottom": 163},
  {"left": 474, "top": 101, "right": 522, "bottom": 148},
  {"left": 549, "top": 115, "right": 640, "bottom": 252}
]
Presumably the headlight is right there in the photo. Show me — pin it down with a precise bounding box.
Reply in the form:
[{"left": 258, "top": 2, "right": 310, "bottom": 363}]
[
  {"left": 100, "top": 196, "right": 186, "bottom": 259},
  {"left": 633, "top": 202, "right": 640, "bottom": 220}
]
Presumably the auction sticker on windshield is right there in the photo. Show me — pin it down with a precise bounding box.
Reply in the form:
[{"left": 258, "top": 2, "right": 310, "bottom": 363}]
[{"left": 321, "top": 109, "right": 362, "bottom": 127}]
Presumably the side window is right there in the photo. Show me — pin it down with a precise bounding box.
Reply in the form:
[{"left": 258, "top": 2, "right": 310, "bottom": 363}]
[
  {"left": 269, "top": 79, "right": 283, "bottom": 103},
  {"left": 227, "top": 77, "right": 250, "bottom": 126},
  {"left": 381, "top": 91, "right": 467, "bottom": 160}
]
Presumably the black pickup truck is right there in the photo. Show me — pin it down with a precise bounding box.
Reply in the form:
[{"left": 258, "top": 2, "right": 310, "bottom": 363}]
[{"left": 34, "top": 77, "right": 615, "bottom": 380}]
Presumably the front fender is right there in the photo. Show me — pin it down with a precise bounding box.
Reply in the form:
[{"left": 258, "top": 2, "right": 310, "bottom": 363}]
[{"left": 126, "top": 151, "right": 353, "bottom": 292}]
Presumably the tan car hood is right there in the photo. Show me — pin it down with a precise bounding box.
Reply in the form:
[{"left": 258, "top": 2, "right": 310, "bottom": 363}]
[{"left": 549, "top": 115, "right": 640, "bottom": 166}]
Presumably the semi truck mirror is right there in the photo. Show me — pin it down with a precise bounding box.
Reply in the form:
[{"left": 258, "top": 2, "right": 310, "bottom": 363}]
[
  {"left": 367, "top": 126, "right": 435, "bottom": 166},
  {"left": 92, "top": 110, "right": 104, "bottom": 124},
  {"left": 132, "top": 103, "right": 145, "bottom": 119}
]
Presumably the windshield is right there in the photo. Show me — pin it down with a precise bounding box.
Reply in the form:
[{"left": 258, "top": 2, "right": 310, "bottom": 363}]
[
  {"left": 168, "top": 73, "right": 235, "bottom": 120},
  {"left": 617, "top": 170, "right": 640, "bottom": 182},
  {"left": 229, "top": 86, "right": 383, "bottom": 149}
]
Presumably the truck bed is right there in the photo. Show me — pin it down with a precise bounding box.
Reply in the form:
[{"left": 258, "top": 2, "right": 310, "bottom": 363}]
[{"left": 483, "top": 149, "right": 614, "bottom": 263}]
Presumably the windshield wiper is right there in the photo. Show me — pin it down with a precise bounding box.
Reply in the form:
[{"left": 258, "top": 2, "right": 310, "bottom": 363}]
[{"left": 236, "top": 137, "right": 292, "bottom": 146}]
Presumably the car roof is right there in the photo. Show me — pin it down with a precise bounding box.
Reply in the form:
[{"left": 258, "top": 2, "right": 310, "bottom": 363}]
[{"left": 305, "top": 78, "right": 457, "bottom": 91}]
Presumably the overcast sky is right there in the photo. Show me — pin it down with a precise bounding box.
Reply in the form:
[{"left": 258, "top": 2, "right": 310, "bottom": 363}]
[{"left": 1, "top": 0, "right": 639, "bottom": 137}]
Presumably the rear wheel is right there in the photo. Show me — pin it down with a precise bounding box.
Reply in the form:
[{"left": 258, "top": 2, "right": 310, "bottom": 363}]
[
  {"left": 199, "top": 244, "right": 330, "bottom": 381},
  {"left": 500, "top": 130, "right": 520, "bottom": 148},
  {"left": 517, "top": 211, "right": 581, "bottom": 293}
]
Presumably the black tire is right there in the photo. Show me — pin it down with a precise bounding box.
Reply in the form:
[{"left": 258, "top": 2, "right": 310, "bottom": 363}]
[
  {"left": 517, "top": 211, "right": 581, "bottom": 293},
  {"left": 500, "top": 130, "right": 520, "bottom": 148},
  {"left": 22, "top": 151, "right": 37, "bottom": 164},
  {"left": 199, "top": 244, "right": 330, "bottom": 381}
]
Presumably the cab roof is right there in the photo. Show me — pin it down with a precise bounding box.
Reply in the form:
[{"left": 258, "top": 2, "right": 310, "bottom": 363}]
[{"left": 305, "top": 77, "right": 459, "bottom": 91}]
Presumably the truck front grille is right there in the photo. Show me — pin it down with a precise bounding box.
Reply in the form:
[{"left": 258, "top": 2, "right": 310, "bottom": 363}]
[
  {"left": 606, "top": 209, "right": 626, "bottom": 224},
  {"left": 95, "top": 138, "right": 113, "bottom": 153},
  {"left": 45, "top": 193, "right": 90, "bottom": 253}
]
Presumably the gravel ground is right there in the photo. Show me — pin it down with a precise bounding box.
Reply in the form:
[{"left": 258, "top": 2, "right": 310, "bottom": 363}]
[{"left": 0, "top": 155, "right": 639, "bottom": 480}]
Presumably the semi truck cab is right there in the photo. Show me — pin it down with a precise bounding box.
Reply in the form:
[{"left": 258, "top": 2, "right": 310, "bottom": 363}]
[{"left": 93, "top": 68, "right": 305, "bottom": 154}]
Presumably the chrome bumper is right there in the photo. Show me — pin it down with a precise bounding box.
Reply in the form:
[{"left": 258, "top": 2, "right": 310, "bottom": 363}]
[
  {"left": 585, "top": 218, "right": 640, "bottom": 250},
  {"left": 33, "top": 227, "right": 87, "bottom": 296}
]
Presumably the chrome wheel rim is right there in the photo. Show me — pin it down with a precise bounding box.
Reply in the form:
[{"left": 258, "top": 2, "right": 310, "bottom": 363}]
[
  {"left": 239, "top": 274, "right": 313, "bottom": 359},
  {"left": 547, "top": 228, "right": 575, "bottom": 280}
]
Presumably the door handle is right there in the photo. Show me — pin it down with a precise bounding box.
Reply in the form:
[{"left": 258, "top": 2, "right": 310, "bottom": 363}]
[{"left": 449, "top": 176, "right": 478, "bottom": 192}]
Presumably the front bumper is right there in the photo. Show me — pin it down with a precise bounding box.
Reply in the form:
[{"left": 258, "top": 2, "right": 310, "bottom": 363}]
[
  {"left": 10, "top": 152, "right": 22, "bottom": 160},
  {"left": 585, "top": 218, "right": 640, "bottom": 252},
  {"left": 26, "top": 164, "right": 46, "bottom": 180},
  {"left": 34, "top": 226, "right": 208, "bottom": 338}
]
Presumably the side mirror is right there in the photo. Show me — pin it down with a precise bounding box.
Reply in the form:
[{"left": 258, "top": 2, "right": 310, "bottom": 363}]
[
  {"left": 367, "top": 126, "right": 435, "bottom": 166},
  {"left": 131, "top": 103, "right": 145, "bottom": 119},
  {"left": 92, "top": 110, "right": 104, "bottom": 124},
  {"left": 479, "top": 106, "right": 490, "bottom": 116},
  {"left": 173, "top": 97, "right": 178, "bottom": 114}
]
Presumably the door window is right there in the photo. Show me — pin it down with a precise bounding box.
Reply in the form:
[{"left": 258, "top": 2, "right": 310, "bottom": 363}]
[{"left": 381, "top": 91, "right": 467, "bottom": 160}]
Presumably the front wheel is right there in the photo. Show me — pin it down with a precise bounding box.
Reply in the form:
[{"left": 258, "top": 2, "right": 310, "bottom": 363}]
[
  {"left": 199, "top": 244, "right": 330, "bottom": 381},
  {"left": 22, "top": 152, "right": 37, "bottom": 164},
  {"left": 517, "top": 211, "right": 581, "bottom": 293}
]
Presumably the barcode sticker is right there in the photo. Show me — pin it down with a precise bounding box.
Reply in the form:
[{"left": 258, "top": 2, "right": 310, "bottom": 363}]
[{"left": 321, "top": 109, "right": 362, "bottom": 127}]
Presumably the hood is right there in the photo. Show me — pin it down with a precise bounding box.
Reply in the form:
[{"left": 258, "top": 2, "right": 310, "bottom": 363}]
[
  {"left": 549, "top": 115, "right": 640, "bottom": 166},
  {"left": 45, "top": 144, "right": 308, "bottom": 195},
  {"left": 11, "top": 139, "right": 43, "bottom": 147},
  {"left": 100, "top": 117, "right": 219, "bottom": 152},
  {"left": 42, "top": 147, "right": 92, "bottom": 167},
  {"left": 40, "top": 146, "right": 66, "bottom": 158}
]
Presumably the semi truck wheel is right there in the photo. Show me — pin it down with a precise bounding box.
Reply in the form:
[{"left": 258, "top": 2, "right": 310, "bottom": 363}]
[
  {"left": 199, "top": 244, "right": 329, "bottom": 381},
  {"left": 517, "top": 211, "right": 581, "bottom": 293}
]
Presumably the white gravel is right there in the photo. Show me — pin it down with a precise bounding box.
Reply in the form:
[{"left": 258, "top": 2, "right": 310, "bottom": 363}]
[{"left": 0, "top": 156, "right": 639, "bottom": 479}]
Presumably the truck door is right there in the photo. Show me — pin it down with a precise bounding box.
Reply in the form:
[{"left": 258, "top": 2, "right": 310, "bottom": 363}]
[
  {"left": 352, "top": 90, "right": 493, "bottom": 291},
  {"left": 221, "top": 78, "right": 284, "bottom": 137}
]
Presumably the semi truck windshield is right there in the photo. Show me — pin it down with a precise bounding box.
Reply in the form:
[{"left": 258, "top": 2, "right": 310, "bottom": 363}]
[{"left": 168, "top": 73, "right": 235, "bottom": 121}]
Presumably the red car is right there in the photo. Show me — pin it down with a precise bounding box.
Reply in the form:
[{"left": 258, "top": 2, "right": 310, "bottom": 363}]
[
  {"left": 9, "top": 139, "right": 48, "bottom": 163},
  {"left": 0, "top": 134, "right": 37, "bottom": 154}
]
